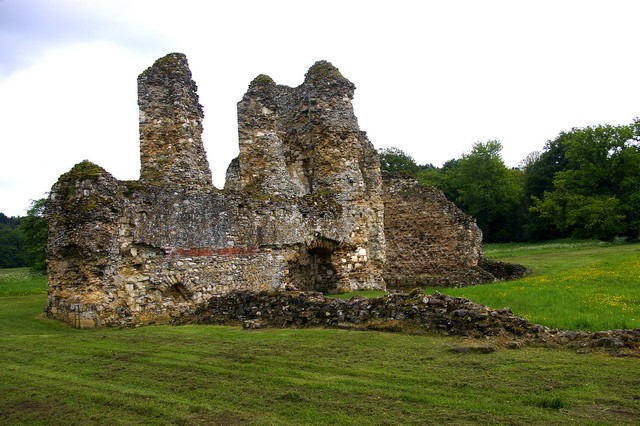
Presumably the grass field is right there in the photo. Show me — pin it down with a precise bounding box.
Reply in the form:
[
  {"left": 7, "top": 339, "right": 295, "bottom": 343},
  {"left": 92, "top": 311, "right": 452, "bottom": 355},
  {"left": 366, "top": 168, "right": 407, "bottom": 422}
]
[
  {"left": 1, "top": 244, "right": 639, "bottom": 425},
  {"left": 0, "top": 268, "right": 47, "bottom": 297},
  {"left": 435, "top": 240, "right": 640, "bottom": 331}
]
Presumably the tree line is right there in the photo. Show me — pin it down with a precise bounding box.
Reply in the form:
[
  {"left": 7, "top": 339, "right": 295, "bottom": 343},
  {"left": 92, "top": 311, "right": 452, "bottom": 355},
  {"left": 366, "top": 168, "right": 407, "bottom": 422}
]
[
  {"left": 0, "top": 199, "right": 47, "bottom": 272},
  {"left": 379, "top": 118, "right": 640, "bottom": 243}
]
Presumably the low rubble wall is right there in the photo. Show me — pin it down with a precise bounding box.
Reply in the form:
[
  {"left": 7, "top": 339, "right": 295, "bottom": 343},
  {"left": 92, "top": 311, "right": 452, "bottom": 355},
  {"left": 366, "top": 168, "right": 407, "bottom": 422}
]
[{"left": 182, "top": 290, "right": 640, "bottom": 356}]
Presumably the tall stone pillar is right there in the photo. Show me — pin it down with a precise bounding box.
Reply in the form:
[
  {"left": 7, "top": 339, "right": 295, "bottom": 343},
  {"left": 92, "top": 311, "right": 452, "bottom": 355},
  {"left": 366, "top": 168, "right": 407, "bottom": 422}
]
[
  {"left": 137, "top": 53, "right": 212, "bottom": 189},
  {"left": 233, "top": 60, "right": 387, "bottom": 291}
]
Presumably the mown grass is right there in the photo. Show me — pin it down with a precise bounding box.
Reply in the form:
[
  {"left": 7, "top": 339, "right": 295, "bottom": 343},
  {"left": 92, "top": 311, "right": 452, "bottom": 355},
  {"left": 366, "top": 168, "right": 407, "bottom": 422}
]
[
  {"left": 1, "top": 241, "right": 640, "bottom": 425},
  {"left": 0, "top": 290, "right": 639, "bottom": 425},
  {"left": 0, "top": 267, "right": 47, "bottom": 297},
  {"left": 434, "top": 240, "right": 640, "bottom": 331}
]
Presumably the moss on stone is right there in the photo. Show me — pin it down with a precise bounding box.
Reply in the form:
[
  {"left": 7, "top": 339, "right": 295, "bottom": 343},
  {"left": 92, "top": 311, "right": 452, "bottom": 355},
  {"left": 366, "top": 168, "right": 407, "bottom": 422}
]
[
  {"left": 250, "top": 74, "right": 275, "bottom": 86},
  {"left": 139, "top": 52, "right": 188, "bottom": 79},
  {"left": 121, "top": 180, "right": 146, "bottom": 196},
  {"left": 155, "top": 52, "right": 185, "bottom": 66},
  {"left": 303, "top": 188, "right": 342, "bottom": 214},
  {"left": 141, "top": 166, "right": 164, "bottom": 184},
  {"left": 79, "top": 196, "right": 113, "bottom": 214},
  {"left": 243, "top": 175, "right": 272, "bottom": 200},
  {"left": 58, "top": 161, "right": 106, "bottom": 184},
  {"left": 305, "top": 60, "right": 345, "bottom": 84}
]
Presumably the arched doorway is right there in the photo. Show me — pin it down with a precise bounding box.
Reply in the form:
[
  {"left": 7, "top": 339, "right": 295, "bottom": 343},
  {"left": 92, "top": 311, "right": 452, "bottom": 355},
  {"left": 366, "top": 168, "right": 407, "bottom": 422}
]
[{"left": 288, "top": 238, "right": 340, "bottom": 293}]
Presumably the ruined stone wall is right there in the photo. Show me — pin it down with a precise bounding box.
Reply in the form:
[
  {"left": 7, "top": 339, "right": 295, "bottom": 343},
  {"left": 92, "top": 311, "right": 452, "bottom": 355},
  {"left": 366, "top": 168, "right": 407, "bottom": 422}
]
[
  {"left": 45, "top": 53, "right": 494, "bottom": 329},
  {"left": 383, "top": 173, "right": 493, "bottom": 287},
  {"left": 46, "top": 54, "right": 389, "bottom": 328},
  {"left": 46, "top": 160, "right": 378, "bottom": 327},
  {"left": 230, "top": 61, "right": 386, "bottom": 291},
  {"left": 187, "top": 291, "right": 640, "bottom": 357},
  {"left": 46, "top": 163, "right": 125, "bottom": 328}
]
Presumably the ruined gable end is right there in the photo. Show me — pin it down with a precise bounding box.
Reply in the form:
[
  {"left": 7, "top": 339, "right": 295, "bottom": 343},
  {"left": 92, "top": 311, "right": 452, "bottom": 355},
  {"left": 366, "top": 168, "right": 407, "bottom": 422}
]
[{"left": 382, "top": 173, "right": 494, "bottom": 288}]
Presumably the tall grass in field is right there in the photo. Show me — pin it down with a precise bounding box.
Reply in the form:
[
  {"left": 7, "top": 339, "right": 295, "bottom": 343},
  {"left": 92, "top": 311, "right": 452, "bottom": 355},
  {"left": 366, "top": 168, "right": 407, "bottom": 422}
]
[
  {"left": 0, "top": 267, "right": 47, "bottom": 296},
  {"left": 437, "top": 240, "right": 640, "bottom": 331}
]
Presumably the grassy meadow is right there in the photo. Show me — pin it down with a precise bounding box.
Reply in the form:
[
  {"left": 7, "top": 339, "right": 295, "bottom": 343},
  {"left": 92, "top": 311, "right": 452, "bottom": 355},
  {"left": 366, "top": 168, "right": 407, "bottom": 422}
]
[
  {"left": 436, "top": 240, "right": 640, "bottom": 331},
  {"left": 0, "top": 268, "right": 47, "bottom": 297},
  {"left": 1, "top": 243, "right": 639, "bottom": 425}
]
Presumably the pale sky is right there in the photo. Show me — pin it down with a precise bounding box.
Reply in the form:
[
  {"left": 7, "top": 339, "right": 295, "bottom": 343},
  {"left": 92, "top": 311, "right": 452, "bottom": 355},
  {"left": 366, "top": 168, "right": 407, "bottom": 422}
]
[{"left": 1, "top": 0, "right": 639, "bottom": 217}]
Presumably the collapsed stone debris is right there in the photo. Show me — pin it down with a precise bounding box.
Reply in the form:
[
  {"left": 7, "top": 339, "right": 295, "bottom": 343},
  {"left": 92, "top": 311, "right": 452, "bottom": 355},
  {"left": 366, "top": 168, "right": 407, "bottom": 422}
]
[
  {"left": 184, "top": 290, "right": 640, "bottom": 356},
  {"left": 45, "top": 53, "right": 515, "bottom": 329}
]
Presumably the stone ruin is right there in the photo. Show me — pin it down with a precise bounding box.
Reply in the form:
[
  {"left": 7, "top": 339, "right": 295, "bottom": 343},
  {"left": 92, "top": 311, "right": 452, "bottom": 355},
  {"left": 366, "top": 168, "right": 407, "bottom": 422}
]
[
  {"left": 45, "top": 53, "right": 504, "bottom": 329},
  {"left": 187, "top": 291, "right": 640, "bottom": 356}
]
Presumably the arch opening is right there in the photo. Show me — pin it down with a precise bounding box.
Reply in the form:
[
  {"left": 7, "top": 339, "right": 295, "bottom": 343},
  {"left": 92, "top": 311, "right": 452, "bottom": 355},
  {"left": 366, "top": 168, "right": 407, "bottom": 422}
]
[{"left": 288, "top": 239, "right": 341, "bottom": 293}]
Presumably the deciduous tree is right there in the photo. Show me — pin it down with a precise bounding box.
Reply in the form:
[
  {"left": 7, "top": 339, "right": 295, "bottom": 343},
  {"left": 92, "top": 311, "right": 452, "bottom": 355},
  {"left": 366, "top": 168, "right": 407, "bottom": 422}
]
[
  {"left": 531, "top": 121, "right": 640, "bottom": 240},
  {"left": 377, "top": 147, "right": 420, "bottom": 176},
  {"left": 447, "top": 141, "right": 523, "bottom": 242},
  {"left": 19, "top": 198, "right": 48, "bottom": 273}
]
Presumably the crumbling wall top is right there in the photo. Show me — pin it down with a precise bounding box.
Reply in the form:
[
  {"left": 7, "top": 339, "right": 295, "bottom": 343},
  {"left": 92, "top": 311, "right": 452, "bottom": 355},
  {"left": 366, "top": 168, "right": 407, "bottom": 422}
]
[{"left": 304, "top": 60, "right": 355, "bottom": 98}]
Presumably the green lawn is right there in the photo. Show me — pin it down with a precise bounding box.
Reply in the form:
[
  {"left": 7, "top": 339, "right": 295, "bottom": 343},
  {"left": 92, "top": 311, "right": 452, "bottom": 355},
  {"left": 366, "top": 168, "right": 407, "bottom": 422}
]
[
  {"left": 1, "top": 243, "right": 639, "bottom": 425},
  {"left": 436, "top": 240, "right": 640, "bottom": 331},
  {"left": 0, "top": 267, "right": 47, "bottom": 297},
  {"left": 1, "top": 293, "right": 639, "bottom": 425}
]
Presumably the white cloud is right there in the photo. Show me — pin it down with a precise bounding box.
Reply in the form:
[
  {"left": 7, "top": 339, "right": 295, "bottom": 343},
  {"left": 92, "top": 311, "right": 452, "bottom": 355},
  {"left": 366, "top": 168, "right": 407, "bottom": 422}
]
[
  {"left": 0, "top": 42, "right": 146, "bottom": 214},
  {"left": 1, "top": 0, "right": 639, "bottom": 216}
]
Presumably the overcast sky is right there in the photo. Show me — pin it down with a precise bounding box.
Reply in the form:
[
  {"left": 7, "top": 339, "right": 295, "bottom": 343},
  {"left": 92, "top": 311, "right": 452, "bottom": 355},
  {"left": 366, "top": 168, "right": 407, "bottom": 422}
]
[{"left": 1, "top": 0, "right": 639, "bottom": 217}]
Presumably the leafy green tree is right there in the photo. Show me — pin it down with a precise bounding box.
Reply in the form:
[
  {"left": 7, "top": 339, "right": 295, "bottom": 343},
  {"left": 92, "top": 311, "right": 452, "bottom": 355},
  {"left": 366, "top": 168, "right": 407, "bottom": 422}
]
[
  {"left": 416, "top": 159, "right": 458, "bottom": 198},
  {"left": 520, "top": 135, "right": 572, "bottom": 240},
  {"left": 19, "top": 198, "right": 48, "bottom": 273},
  {"left": 532, "top": 178, "right": 625, "bottom": 240},
  {"left": 446, "top": 141, "right": 523, "bottom": 242},
  {"left": 531, "top": 121, "right": 640, "bottom": 240},
  {"left": 523, "top": 134, "right": 569, "bottom": 199},
  {"left": 377, "top": 147, "right": 420, "bottom": 176},
  {"left": 0, "top": 221, "right": 27, "bottom": 268}
]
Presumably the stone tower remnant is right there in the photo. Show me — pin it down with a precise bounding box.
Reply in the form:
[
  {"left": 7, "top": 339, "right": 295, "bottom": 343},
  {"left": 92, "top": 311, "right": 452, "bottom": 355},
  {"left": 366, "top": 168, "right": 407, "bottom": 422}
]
[
  {"left": 138, "top": 53, "right": 212, "bottom": 189},
  {"left": 228, "top": 61, "right": 386, "bottom": 290},
  {"left": 45, "top": 53, "right": 496, "bottom": 328}
]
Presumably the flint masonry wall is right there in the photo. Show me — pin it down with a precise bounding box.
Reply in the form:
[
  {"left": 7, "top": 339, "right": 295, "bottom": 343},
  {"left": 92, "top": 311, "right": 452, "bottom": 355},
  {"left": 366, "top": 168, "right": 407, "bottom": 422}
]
[
  {"left": 383, "top": 173, "right": 494, "bottom": 287},
  {"left": 45, "top": 53, "right": 493, "bottom": 329},
  {"left": 189, "top": 291, "right": 640, "bottom": 356},
  {"left": 138, "top": 53, "right": 212, "bottom": 189}
]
